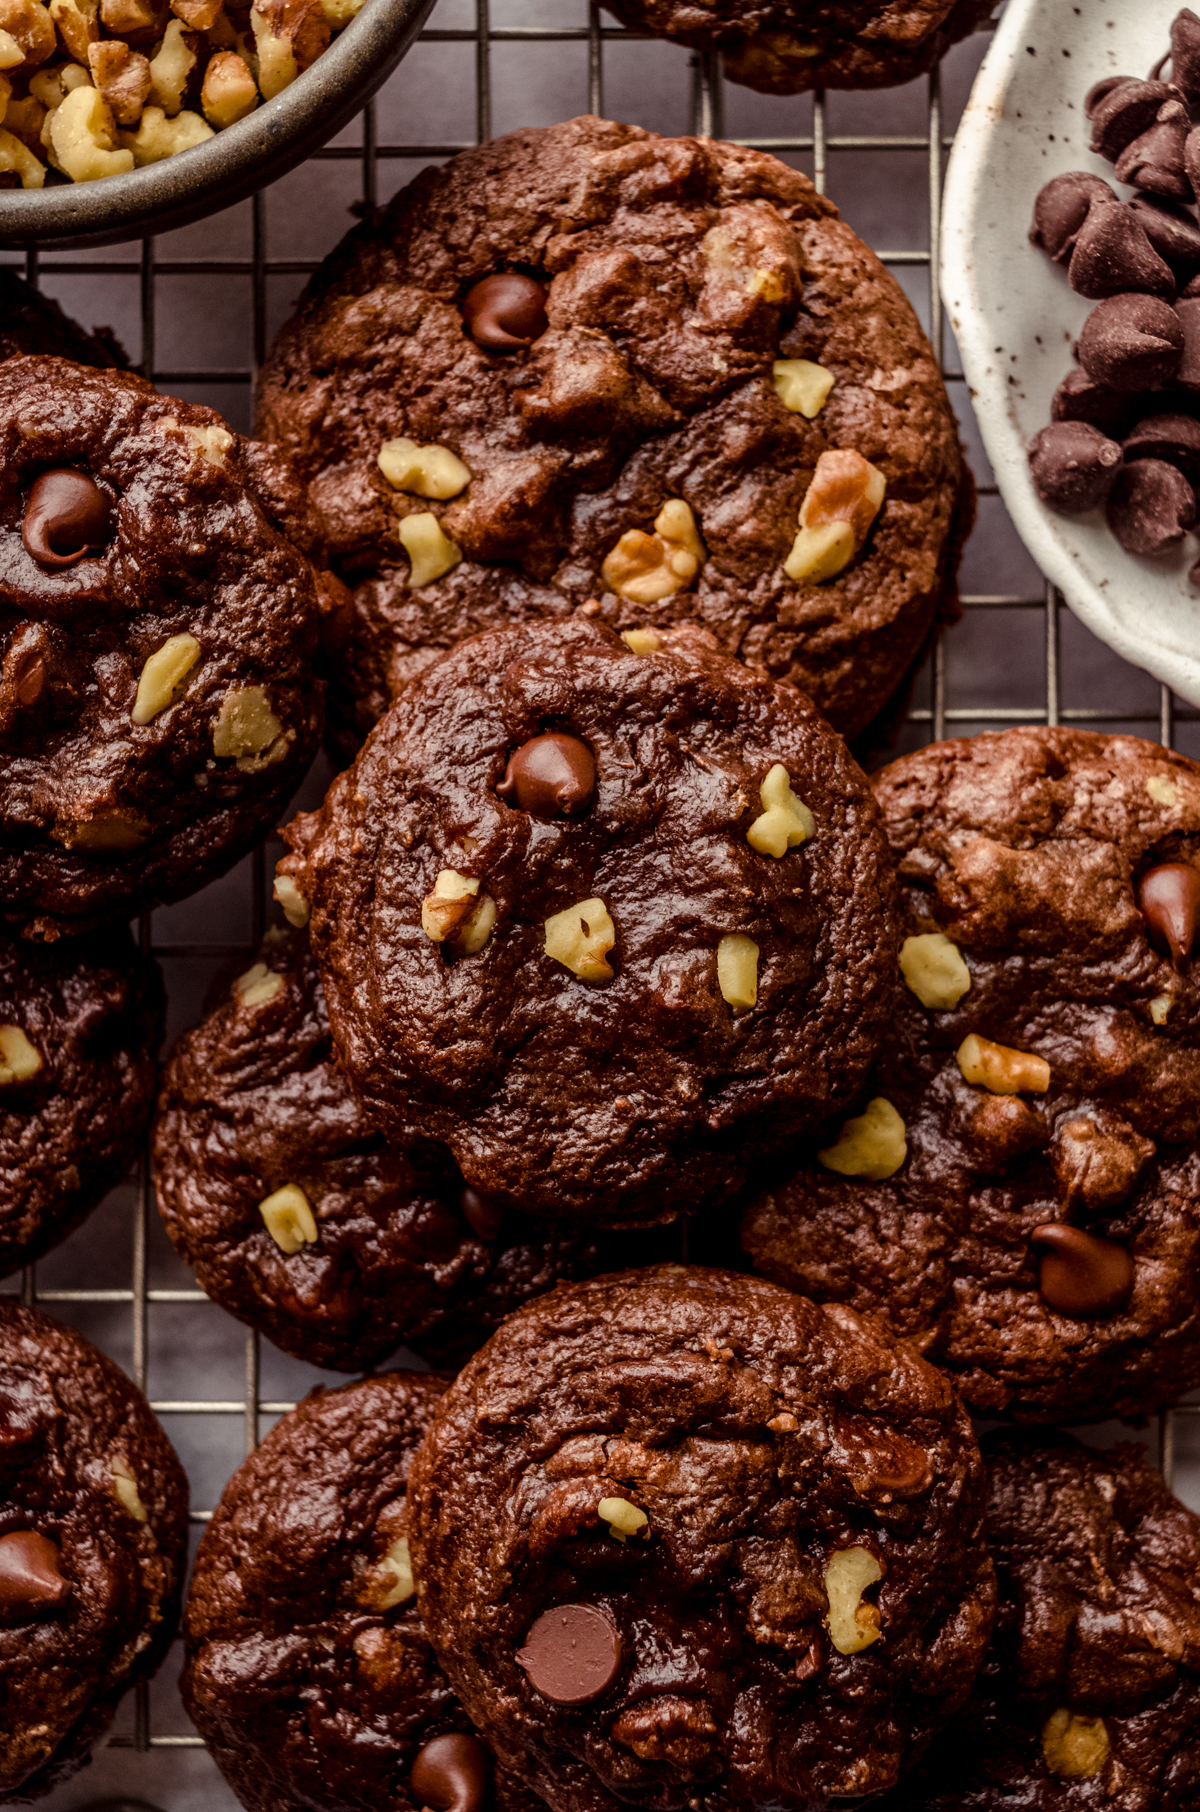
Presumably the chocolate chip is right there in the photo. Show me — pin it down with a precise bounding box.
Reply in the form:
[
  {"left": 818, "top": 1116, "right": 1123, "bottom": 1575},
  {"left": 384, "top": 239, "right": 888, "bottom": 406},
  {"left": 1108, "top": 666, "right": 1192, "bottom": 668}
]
[
  {"left": 411, "top": 1733, "right": 492, "bottom": 1812},
  {"left": 1030, "top": 172, "right": 1116, "bottom": 264},
  {"left": 1175, "top": 294, "right": 1200, "bottom": 389},
  {"left": 1085, "top": 74, "right": 1136, "bottom": 119},
  {"left": 1077, "top": 292, "right": 1184, "bottom": 390},
  {"left": 1106, "top": 458, "right": 1197, "bottom": 554},
  {"left": 22, "top": 468, "right": 113, "bottom": 568},
  {"left": 1068, "top": 202, "right": 1175, "bottom": 299},
  {"left": 1138, "top": 860, "right": 1200, "bottom": 964},
  {"left": 516, "top": 1603, "right": 623, "bottom": 1704},
  {"left": 1051, "top": 366, "right": 1137, "bottom": 438},
  {"left": 1089, "top": 79, "right": 1180, "bottom": 162},
  {"left": 462, "top": 274, "right": 549, "bottom": 351},
  {"left": 497, "top": 732, "right": 596, "bottom": 817},
  {"left": 461, "top": 1186, "right": 505, "bottom": 1241},
  {"left": 0, "top": 1529, "right": 68, "bottom": 1610},
  {"left": 1028, "top": 422, "right": 1122, "bottom": 513},
  {"left": 1131, "top": 195, "right": 1200, "bottom": 271},
  {"left": 1031, "top": 1224, "right": 1134, "bottom": 1319},
  {"left": 1116, "top": 111, "right": 1193, "bottom": 202},
  {"left": 1123, "top": 412, "right": 1200, "bottom": 483},
  {"left": 1173, "top": 8, "right": 1200, "bottom": 101}
]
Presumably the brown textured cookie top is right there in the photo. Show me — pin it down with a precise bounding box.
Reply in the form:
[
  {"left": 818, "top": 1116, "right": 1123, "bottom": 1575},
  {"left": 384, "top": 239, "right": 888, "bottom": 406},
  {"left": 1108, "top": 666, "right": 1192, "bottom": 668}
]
[
  {"left": 0, "top": 923, "right": 162, "bottom": 1278},
  {"left": 154, "top": 928, "right": 668, "bottom": 1372},
  {"left": 601, "top": 0, "right": 995, "bottom": 93},
  {"left": 184, "top": 1370, "right": 505, "bottom": 1812},
  {"left": 0, "top": 1302, "right": 188, "bottom": 1800},
  {"left": 0, "top": 356, "right": 323, "bottom": 934},
  {"left": 407, "top": 1267, "right": 996, "bottom": 1810},
  {"left": 743, "top": 727, "right": 1200, "bottom": 1421},
  {"left": 883, "top": 1434, "right": 1200, "bottom": 1811},
  {"left": 277, "top": 617, "right": 899, "bottom": 1226},
  {"left": 0, "top": 270, "right": 129, "bottom": 368},
  {"left": 258, "top": 115, "right": 969, "bottom": 749}
]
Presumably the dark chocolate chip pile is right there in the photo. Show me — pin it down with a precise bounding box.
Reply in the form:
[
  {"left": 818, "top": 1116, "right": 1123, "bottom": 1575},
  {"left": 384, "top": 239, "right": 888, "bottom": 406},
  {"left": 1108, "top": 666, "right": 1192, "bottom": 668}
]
[{"left": 1027, "top": 8, "right": 1200, "bottom": 581}]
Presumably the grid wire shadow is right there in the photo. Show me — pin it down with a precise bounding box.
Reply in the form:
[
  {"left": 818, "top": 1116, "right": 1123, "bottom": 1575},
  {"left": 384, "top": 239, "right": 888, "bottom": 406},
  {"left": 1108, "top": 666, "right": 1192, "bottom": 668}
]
[{"left": 1, "top": 0, "right": 1190, "bottom": 1765}]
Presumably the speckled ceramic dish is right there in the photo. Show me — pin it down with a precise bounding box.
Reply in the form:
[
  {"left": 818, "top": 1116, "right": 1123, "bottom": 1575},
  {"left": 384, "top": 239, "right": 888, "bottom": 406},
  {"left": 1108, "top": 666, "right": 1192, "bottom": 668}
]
[
  {"left": 942, "top": 0, "right": 1200, "bottom": 708},
  {"left": 0, "top": 0, "right": 435, "bottom": 251}
]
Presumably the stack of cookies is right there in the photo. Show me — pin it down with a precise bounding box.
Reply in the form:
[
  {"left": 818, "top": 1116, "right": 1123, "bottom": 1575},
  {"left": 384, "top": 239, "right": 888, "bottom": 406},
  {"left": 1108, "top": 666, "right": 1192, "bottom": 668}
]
[{"left": 4, "top": 85, "right": 1200, "bottom": 1812}]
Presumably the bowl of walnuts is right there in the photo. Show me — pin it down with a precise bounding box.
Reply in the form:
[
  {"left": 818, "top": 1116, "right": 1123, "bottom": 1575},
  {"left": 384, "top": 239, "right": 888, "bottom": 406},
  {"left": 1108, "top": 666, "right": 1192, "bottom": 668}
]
[{"left": 0, "top": 0, "right": 434, "bottom": 247}]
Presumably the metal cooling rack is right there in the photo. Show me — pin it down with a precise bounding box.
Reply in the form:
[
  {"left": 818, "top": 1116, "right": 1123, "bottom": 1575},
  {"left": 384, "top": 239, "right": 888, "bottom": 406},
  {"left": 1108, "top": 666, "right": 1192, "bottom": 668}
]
[{"left": 5, "top": 4, "right": 1200, "bottom": 1804}]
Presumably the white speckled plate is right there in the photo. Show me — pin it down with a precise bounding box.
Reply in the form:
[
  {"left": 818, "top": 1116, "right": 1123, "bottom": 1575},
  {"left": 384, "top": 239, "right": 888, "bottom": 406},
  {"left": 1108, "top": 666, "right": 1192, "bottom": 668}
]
[{"left": 942, "top": 0, "right": 1200, "bottom": 705}]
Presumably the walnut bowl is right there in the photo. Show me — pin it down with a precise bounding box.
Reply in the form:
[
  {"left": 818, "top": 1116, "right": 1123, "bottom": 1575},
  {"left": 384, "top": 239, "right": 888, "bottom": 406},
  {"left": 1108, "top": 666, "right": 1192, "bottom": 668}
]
[{"left": 0, "top": 0, "right": 434, "bottom": 250}]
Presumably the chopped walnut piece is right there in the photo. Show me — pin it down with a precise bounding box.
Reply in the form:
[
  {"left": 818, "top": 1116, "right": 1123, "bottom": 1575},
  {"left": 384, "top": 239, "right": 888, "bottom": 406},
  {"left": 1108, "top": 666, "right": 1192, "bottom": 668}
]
[
  {"left": 399, "top": 511, "right": 462, "bottom": 587},
  {"left": 49, "top": 0, "right": 97, "bottom": 62},
  {"left": 250, "top": 0, "right": 327, "bottom": 96},
  {"left": 421, "top": 869, "right": 497, "bottom": 956},
  {"left": 602, "top": 498, "right": 706, "bottom": 606},
  {"left": 87, "top": 36, "right": 151, "bottom": 123},
  {"left": 212, "top": 685, "right": 286, "bottom": 770},
  {"left": 130, "top": 632, "right": 200, "bottom": 724},
  {"left": 317, "top": 0, "right": 360, "bottom": 23},
  {"left": 0, "top": 124, "right": 43, "bottom": 183},
  {"left": 1041, "top": 1710, "right": 1110, "bottom": 1781},
  {"left": 273, "top": 873, "right": 309, "bottom": 928},
  {"left": 746, "top": 763, "right": 813, "bottom": 857},
  {"left": 123, "top": 102, "right": 212, "bottom": 161},
  {"left": 1150, "top": 990, "right": 1173, "bottom": 1025},
  {"left": 99, "top": 0, "right": 161, "bottom": 35},
  {"left": 0, "top": 26, "right": 22, "bottom": 62},
  {"left": 824, "top": 1547, "right": 882, "bottom": 1656},
  {"left": 233, "top": 961, "right": 283, "bottom": 1006},
  {"left": 0, "top": 1024, "right": 41, "bottom": 1084},
  {"left": 772, "top": 358, "right": 834, "bottom": 418},
  {"left": 200, "top": 47, "right": 255, "bottom": 124},
  {"left": 111, "top": 1457, "right": 148, "bottom": 1522},
  {"left": 362, "top": 1534, "right": 415, "bottom": 1608},
  {"left": 544, "top": 897, "right": 616, "bottom": 983},
  {"left": 0, "top": 0, "right": 55, "bottom": 64},
  {"left": 899, "top": 931, "right": 971, "bottom": 1010},
  {"left": 259, "top": 1182, "right": 318, "bottom": 1255},
  {"left": 716, "top": 932, "right": 758, "bottom": 1012},
  {"left": 147, "top": 17, "right": 195, "bottom": 114},
  {"left": 48, "top": 83, "right": 133, "bottom": 180},
  {"left": 785, "top": 449, "right": 886, "bottom": 584},
  {"left": 170, "top": 0, "right": 220, "bottom": 26},
  {"left": 378, "top": 436, "right": 471, "bottom": 501},
  {"left": 818, "top": 1097, "right": 907, "bottom": 1181},
  {"left": 622, "top": 629, "right": 663, "bottom": 654},
  {"left": 956, "top": 1032, "right": 1050, "bottom": 1096},
  {"left": 598, "top": 1497, "right": 649, "bottom": 1543}
]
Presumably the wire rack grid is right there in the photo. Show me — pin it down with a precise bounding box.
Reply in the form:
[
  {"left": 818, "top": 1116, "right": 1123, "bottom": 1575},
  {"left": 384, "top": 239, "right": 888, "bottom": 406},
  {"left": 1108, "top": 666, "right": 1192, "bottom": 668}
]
[{"left": 5, "top": 4, "right": 1200, "bottom": 1806}]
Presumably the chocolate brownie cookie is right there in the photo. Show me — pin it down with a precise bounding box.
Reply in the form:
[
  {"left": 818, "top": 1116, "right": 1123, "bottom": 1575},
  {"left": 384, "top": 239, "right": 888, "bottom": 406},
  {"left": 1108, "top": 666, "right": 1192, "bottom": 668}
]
[
  {"left": 407, "top": 1266, "right": 996, "bottom": 1809},
  {"left": 0, "top": 270, "right": 128, "bottom": 368},
  {"left": 0, "top": 356, "right": 324, "bottom": 935},
  {"left": 883, "top": 1433, "right": 1200, "bottom": 1811},
  {"left": 258, "top": 115, "right": 971, "bottom": 754},
  {"left": 1, "top": 923, "right": 162, "bottom": 1278},
  {"left": 154, "top": 927, "right": 676, "bottom": 1372},
  {"left": 276, "top": 616, "right": 899, "bottom": 1227},
  {"left": 602, "top": 0, "right": 996, "bottom": 94},
  {"left": 743, "top": 726, "right": 1200, "bottom": 1421},
  {"left": 184, "top": 1369, "right": 537, "bottom": 1812},
  {"left": 0, "top": 1303, "right": 188, "bottom": 1801}
]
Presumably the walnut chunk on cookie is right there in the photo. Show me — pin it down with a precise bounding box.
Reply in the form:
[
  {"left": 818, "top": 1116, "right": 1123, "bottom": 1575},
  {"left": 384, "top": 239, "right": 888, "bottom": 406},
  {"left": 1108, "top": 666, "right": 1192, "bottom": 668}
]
[
  {"left": 258, "top": 115, "right": 972, "bottom": 756},
  {"left": 0, "top": 356, "right": 324, "bottom": 933},
  {"left": 276, "top": 616, "right": 899, "bottom": 1227},
  {"left": 407, "top": 1268, "right": 996, "bottom": 1812},
  {"left": 743, "top": 726, "right": 1200, "bottom": 1422}
]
